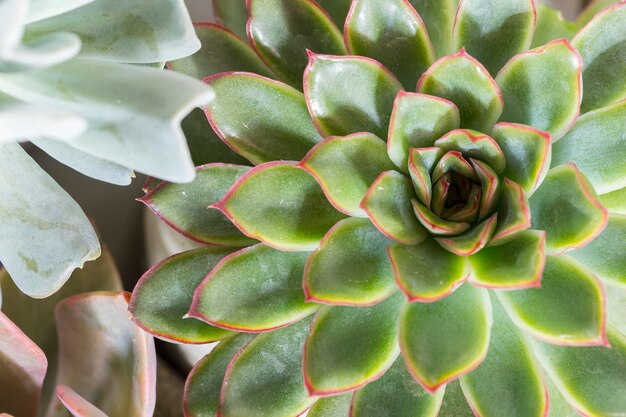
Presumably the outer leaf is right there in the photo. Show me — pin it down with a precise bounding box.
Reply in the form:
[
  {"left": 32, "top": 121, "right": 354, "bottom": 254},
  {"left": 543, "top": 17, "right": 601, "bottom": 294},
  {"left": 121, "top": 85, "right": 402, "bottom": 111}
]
[
  {"left": 437, "top": 381, "right": 474, "bottom": 417},
  {"left": 189, "top": 244, "right": 316, "bottom": 332},
  {"left": 0, "top": 143, "right": 100, "bottom": 298},
  {"left": 496, "top": 39, "right": 582, "bottom": 142},
  {"left": 218, "top": 317, "right": 315, "bottom": 417},
  {"left": 139, "top": 164, "right": 254, "bottom": 246},
  {"left": 351, "top": 356, "right": 443, "bottom": 417},
  {"left": 308, "top": 394, "right": 352, "bottom": 417},
  {"left": 417, "top": 49, "right": 503, "bottom": 132},
  {"left": 387, "top": 92, "right": 459, "bottom": 171},
  {"left": 303, "top": 218, "right": 396, "bottom": 306},
  {"left": 408, "top": 0, "right": 459, "bottom": 57},
  {"left": 212, "top": 0, "right": 248, "bottom": 40},
  {"left": 304, "top": 293, "right": 403, "bottom": 395},
  {"left": 531, "top": 327, "right": 626, "bottom": 417},
  {"left": 214, "top": 162, "right": 345, "bottom": 251},
  {"left": 497, "top": 256, "right": 607, "bottom": 346},
  {"left": 184, "top": 333, "right": 256, "bottom": 417},
  {"left": 600, "top": 186, "right": 626, "bottom": 214},
  {"left": 204, "top": 72, "right": 322, "bottom": 165},
  {"left": 25, "top": 0, "right": 96, "bottom": 23},
  {"left": 247, "top": 0, "right": 346, "bottom": 88},
  {"left": 531, "top": 3, "right": 577, "bottom": 48},
  {"left": 299, "top": 133, "right": 395, "bottom": 216},
  {"left": 304, "top": 53, "right": 403, "bottom": 138},
  {"left": 453, "top": 0, "right": 536, "bottom": 75},
  {"left": 573, "top": 1, "right": 626, "bottom": 112},
  {"left": 56, "top": 385, "right": 107, "bottom": 417},
  {"left": 459, "top": 295, "right": 547, "bottom": 417},
  {"left": 552, "top": 99, "right": 626, "bottom": 194},
  {"left": 576, "top": 0, "right": 623, "bottom": 26},
  {"left": 345, "top": 0, "right": 435, "bottom": 89},
  {"left": 530, "top": 163, "right": 608, "bottom": 254},
  {"left": 399, "top": 284, "right": 492, "bottom": 392}
]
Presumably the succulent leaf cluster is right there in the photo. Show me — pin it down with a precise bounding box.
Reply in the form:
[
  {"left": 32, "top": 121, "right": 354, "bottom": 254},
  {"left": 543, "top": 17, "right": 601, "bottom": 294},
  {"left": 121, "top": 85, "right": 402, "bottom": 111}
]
[{"left": 135, "top": 1, "right": 626, "bottom": 416}]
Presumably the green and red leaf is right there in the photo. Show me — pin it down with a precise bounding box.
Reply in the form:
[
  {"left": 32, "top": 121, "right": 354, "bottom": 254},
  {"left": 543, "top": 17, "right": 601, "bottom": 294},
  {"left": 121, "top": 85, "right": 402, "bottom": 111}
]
[
  {"left": 408, "top": 147, "right": 444, "bottom": 207},
  {"left": 412, "top": 199, "right": 471, "bottom": 236},
  {"left": 434, "top": 213, "right": 498, "bottom": 256},
  {"left": 490, "top": 178, "right": 531, "bottom": 245},
  {"left": 434, "top": 129, "right": 505, "bottom": 174},
  {"left": 408, "top": 0, "right": 459, "bottom": 57}
]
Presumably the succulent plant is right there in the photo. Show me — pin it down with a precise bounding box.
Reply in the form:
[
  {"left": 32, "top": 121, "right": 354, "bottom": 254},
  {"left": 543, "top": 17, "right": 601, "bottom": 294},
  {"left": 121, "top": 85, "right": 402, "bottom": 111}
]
[
  {"left": 0, "top": 0, "right": 214, "bottom": 299},
  {"left": 133, "top": 0, "right": 626, "bottom": 416},
  {"left": 0, "top": 248, "right": 155, "bottom": 417}
]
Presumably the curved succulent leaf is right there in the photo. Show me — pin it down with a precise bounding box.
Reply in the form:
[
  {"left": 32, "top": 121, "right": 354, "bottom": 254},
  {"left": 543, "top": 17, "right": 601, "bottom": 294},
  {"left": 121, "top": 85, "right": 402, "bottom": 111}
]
[
  {"left": 345, "top": 0, "right": 435, "bottom": 89},
  {"left": 304, "top": 53, "right": 403, "bottom": 138},
  {"left": 434, "top": 129, "right": 505, "bottom": 174},
  {"left": 470, "top": 159, "right": 501, "bottom": 218},
  {"left": 530, "top": 163, "right": 608, "bottom": 254},
  {"left": 399, "top": 283, "right": 492, "bottom": 392},
  {"left": 496, "top": 39, "right": 582, "bottom": 142},
  {"left": 247, "top": 0, "right": 345, "bottom": 88},
  {"left": 453, "top": 0, "right": 536, "bottom": 75},
  {"left": 490, "top": 178, "right": 531, "bottom": 245},
  {"left": 214, "top": 162, "right": 345, "bottom": 250},
  {"left": 408, "top": 147, "right": 444, "bottom": 206},
  {"left": 308, "top": 393, "right": 352, "bottom": 417},
  {"left": 25, "top": 0, "right": 96, "bottom": 23},
  {"left": 437, "top": 381, "right": 474, "bottom": 417},
  {"left": 408, "top": 0, "right": 459, "bottom": 57},
  {"left": 417, "top": 50, "right": 503, "bottom": 132},
  {"left": 576, "top": 0, "right": 623, "bottom": 26},
  {"left": 55, "top": 385, "right": 107, "bottom": 417},
  {"left": 600, "top": 186, "right": 626, "bottom": 215},
  {"left": 315, "top": 0, "right": 353, "bottom": 27},
  {"left": 531, "top": 3, "right": 577, "bottom": 48},
  {"left": 304, "top": 293, "right": 403, "bottom": 395},
  {"left": 412, "top": 199, "right": 470, "bottom": 235},
  {"left": 204, "top": 72, "right": 322, "bottom": 165},
  {"left": 434, "top": 213, "right": 498, "bottom": 256},
  {"left": 498, "top": 256, "right": 607, "bottom": 346},
  {"left": 303, "top": 218, "right": 396, "bottom": 306},
  {"left": 212, "top": 0, "right": 248, "bottom": 40}
]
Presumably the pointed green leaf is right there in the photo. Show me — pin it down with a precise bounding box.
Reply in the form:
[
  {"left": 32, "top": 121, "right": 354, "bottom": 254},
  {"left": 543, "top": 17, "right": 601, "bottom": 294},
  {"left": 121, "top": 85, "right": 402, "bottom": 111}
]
[
  {"left": 304, "top": 294, "right": 403, "bottom": 395},
  {"left": 600, "top": 186, "right": 626, "bottom": 214},
  {"left": 400, "top": 284, "right": 492, "bottom": 392},
  {"left": 470, "top": 159, "right": 501, "bottom": 219},
  {"left": 315, "top": 0, "right": 353, "bottom": 27},
  {"left": 129, "top": 247, "right": 235, "bottom": 343},
  {"left": 184, "top": 333, "right": 256, "bottom": 417},
  {"left": 308, "top": 394, "right": 352, "bottom": 417},
  {"left": 215, "top": 162, "right": 345, "bottom": 250},
  {"left": 496, "top": 39, "right": 582, "bottom": 142},
  {"left": 531, "top": 3, "right": 577, "bottom": 48},
  {"left": 212, "top": 0, "right": 248, "bottom": 40},
  {"left": 303, "top": 218, "right": 396, "bottom": 306},
  {"left": 490, "top": 178, "right": 531, "bottom": 245},
  {"left": 412, "top": 199, "right": 470, "bottom": 236},
  {"left": 408, "top": 0, "right": 459, "bottom": 57},
  {"left": 361, "top": 171, "right": 427, "bottom": 245},
  {"left": 219, "top": 317, "right": 315, "bottom": 417},
  {"left": 530, "top": 163, "right": 608, "bottom": 254},
  {"left": 248, "top": 0, "right": 345, "bottom": 88},
  {"left": 190, "top": 244, "right": 316, "bottom": 332},
  {"left": 304, "top": 53, "right": 403, "bottom": 138},
  {"left": 531, "top": 327, "right": 626, "bottom": 417},
  {"left": 351, "top": 356, "right": 444, "bottom": 417},
  {"left": 387, "top": 92, "right": 459, "bottom": 171},
  {"left": 434, "top": 129, "right": 505, "bottom": 174},
  {"left": 299, "top": 133, "right": 395, "bottom": 216},
  {"left": 417, "top": 50, "right": 503, "bottom": 132},
  {"left": 491, "top": 122, "right": 551, "bottom": 195},
  {"left": 437, "top": 381, "right": 474, "bottom": 417},
  {"left": 573, "top": 1, "right": 626, "bottom": 112},
  {"left": 435, "top": 213, "right": 498, "bottom": 256},
  {"left": 498, "top": 255, "right": 607, "bottom": 346},
  {"left": 204, "top": 72, "right": 322, "bottom": 165},
  {"left": 459, "top": 296, "right": 547, "bottom": 417},
  {"left": 345, "top": 0, "right": 435, "bottom": 89},
  {"left": 552, "top": 99, "right": 626, "bottom": 194}
]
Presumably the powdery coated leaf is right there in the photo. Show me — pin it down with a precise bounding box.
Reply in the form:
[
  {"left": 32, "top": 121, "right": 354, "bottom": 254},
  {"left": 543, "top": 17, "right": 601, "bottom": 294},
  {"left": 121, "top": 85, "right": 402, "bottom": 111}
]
[
  {"left": 212, "top": 0, "right": 248, "bottom": 40},
  {"left": 345, "top": 0, "right": 435, "bottom": 90},
  {"left": 304, "top": 53, "right": 403, "bottom": 139},
  {"left": 408, "top": 0, "right": 459, "bottom": 57},
  {"left": 247, "top": 0, "right": 345, "bottom": 89},
  {"left": 575, "top": 0, "right": 622, "bottom": 26},
  {"left": 453, "top": 0, "right": 536, "bottom": 75},
  {"left": 25, "top": 0, "right": 95, "bottom": 23},
  {"left": 204, "top": 72, "right": 322, "bottom": 165},
  {"left": 26, "top": 0, "right": 200, "bottom": 63},
  {"left": 308, "top": 394, "right": 352, "bottom": 417},
  {"left": 531, "top": 3, "right": 577, "bottom": 48},
  {"left": 497, "top": 256, "right": 607, "bottom": 347},
  {"left": 45, "top": 292, "right": 156, "bottom": 417},
  {"left": 304, "top": 293, "right": 404, "bottom": 395},
  {"left": 496, "top": 39, "right": 582, "bottom": 142},
  {"left": 600, "top": 187, "right": 626, "bottom": 215},
  {"left": 55, "top": 385, "right": 107, "bottom": 417},
  {"left": 0, "top": 312, "right": 47, "bottom": 417},
  {"left": 0, "top": 143, "right": 100, "bottom": 298},
  {"left": 0, "top": 59, "right": 214, "bottom": 182},
  {"left": 606, "top": 286, "right": 626, "bottom": 335},
  {"left": 573, "top": 1, "right": 626, "bottom": 113},
  {"left": 399, "top": 284, "right": 492, "bottom": 393}
]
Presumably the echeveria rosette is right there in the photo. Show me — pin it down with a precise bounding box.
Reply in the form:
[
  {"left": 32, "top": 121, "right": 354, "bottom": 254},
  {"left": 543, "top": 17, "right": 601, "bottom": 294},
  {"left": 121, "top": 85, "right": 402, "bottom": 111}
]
[{"left": 134, "top": 0, "right": 626, "bottom": 416}]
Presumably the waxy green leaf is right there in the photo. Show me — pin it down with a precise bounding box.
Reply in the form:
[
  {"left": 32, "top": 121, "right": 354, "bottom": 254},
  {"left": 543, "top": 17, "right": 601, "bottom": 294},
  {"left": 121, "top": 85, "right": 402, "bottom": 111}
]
[
  {"left": 573, "top": 2, "right": 626, "bottom": 112},
  {"left": 408, "top": 0, "right": 459, "bottom": 57},
  {"left": 400, "top": 284, "right": 492, "bottom": 392},
  {"left": 496, "top": 39, "right": 582, "bottom": 142},
  {"left": 490, "top": 178, "right": 531, "bottom": 245},
  {"left": 212, "top": 0, "right": 248, "bottom": 40},
  {"left": 204, "top": 73, "right": 322, "bottom": 164},
  {"left": 434, "top": 129, "right": 505, "bottom": 174},
  {"left": 408, "top": 147, "right": 444, "bottom": 207},
  {"left": 531, "top": 3, "right": 577, "bottom": 48},
  {"left": 215, "top": 162, "right": 345, "bottom": 251},
  {"left": 304, "top": 218, "right": 396, "bottom": 306},
  {"left": 530, "top": 164, "right": 608, "bottom": 254},
  {"left": 600, "top": 186, "right": 626, "bottom": 214},
  {"left": 308, "top": 393, "right": 352, "bottom": 417},
  {"left": 498, "top": 256, "right": 607, "bottom": 346},
  {"left": 304, "top": 294, "right": 403, "bottom": 395},
  {"left": 129, "top": 247, "right": 235, "bottom": 343},
  {"left": 412, "top": 200, "right": 470, "bottom": 236},
  {"left": 219, "top": 318, "right": 315, "bottom": 417},
  {"left": 299, "top": 133, "right": 395, "bottom": 216},
  {"left": 140, "top": 164, "right": 254, "bottom": 246},
  {"left": 248, "top": 0, "right": 345, "bottom": 88},
  {"left": 437, "top": 381, "right": 474, "bottom": 417},
  {"left": 471, "top": 159, "right": 501, "bottom": 219},
  {"left": 345, "top": 0, "right": 435, "bottom": 89},
  {"left": 304, "top": 53, "right": 403, "bottom": 138},
  {"left": 190, "top": 244, "right": 316, "bottom": 332},
  {"left": 434, "top": 213, "right": 498, "bottom": 256}
]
